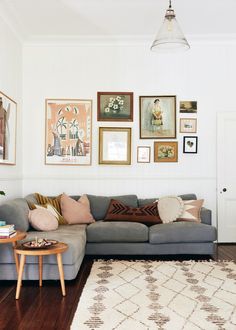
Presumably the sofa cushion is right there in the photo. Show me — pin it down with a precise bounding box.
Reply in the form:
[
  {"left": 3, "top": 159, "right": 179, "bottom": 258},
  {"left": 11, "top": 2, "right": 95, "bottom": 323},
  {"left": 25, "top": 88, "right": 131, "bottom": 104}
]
[
  {"left": 0, "top": 198, "right": 30, "bottom": 231},
  {"left": 138, "top": 194, "right": 197, "bottom": 207},
  {"left": 158, "top": 196, "right": 184, "bottom": 223},
  {"left": 35, "top": 193, "right": 62, "bottom": 214},
  {"left": 104, "top": 199, "right": 161, "bottom": 225},
  {"left": 87, "top": 194, "right": 138, "bottom": 220},
  {"left": 28, "top": 202, "right": 67, "bottom": 225},
  {"left": 87, "top": 221, "right": 148, "bottom": 242},
  {"left": 149, "top": 222, "right": 217, "bottom": 244},
  {"left": 177, "top": 199, "right": 204, "bottom": 223},
  {"left": 28, "top": 208, "right": 59, "bottom": 231}
]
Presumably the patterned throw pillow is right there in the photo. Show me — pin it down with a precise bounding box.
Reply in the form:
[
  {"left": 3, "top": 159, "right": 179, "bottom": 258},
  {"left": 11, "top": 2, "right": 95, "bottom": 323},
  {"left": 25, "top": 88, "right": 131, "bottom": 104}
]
[
  {"left": 28, "top": 202, "right": 67, "bottom": 225},
  {"left": 177, "top": 199, "right": 204, "bottom": 222},
  {"left": 157, "top": 196, "right": 184, "bottom": 223},
  {"left": 104, "top": 199, "right": 161, "bottom": 225},
  {"left": 35, "top": 193, "right": 62, "bottom": 213}
]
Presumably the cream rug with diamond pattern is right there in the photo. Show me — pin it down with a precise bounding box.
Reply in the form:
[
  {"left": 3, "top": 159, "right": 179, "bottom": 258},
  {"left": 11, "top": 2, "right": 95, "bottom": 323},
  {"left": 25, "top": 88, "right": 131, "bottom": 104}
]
[{"left": 71, "top": 260, "right": 236, "bottom": 330}]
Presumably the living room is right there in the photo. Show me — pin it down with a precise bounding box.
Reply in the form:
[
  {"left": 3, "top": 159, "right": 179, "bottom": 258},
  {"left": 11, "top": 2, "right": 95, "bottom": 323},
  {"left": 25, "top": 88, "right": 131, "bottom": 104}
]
[{"left": 0, "top": 0, "right": 235, "bottom": 329}]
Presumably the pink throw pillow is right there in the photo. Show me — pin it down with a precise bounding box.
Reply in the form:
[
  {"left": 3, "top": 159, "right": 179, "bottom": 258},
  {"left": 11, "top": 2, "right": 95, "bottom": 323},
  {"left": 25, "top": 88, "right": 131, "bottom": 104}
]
[
  {"left": 60, "top": 193, "right": 95, "bottom": 224},
  {"left": 28, "top": 208, "right": 59, "bottom": 231}
]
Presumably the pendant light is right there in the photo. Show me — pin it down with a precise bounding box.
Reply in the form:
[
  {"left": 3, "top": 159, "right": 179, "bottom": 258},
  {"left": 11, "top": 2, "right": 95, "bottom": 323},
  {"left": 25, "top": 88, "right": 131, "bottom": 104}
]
[{"left": 151, "top": 0, "right": 190, "bottom": 52}]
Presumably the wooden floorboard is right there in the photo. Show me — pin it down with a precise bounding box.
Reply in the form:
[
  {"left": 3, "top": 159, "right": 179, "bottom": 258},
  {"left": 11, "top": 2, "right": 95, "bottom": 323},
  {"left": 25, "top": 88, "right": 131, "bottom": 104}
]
[{"left": 0, "top": 245, "right": 235, "bottom": 330}]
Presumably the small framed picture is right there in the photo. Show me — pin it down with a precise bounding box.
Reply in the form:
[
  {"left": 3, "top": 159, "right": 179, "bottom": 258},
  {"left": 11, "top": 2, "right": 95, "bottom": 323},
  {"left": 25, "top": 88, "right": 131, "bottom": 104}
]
[
  {"left": 154, "top": 141, "right": 178, "bottom": 163},
  {"left": 99, "top": 127, "right": 131, "bottom": 165},
  {"left": 180, "top": 101, "right": 197, "bottom": 113},
  {"left": 97, "top": 92, "right": 133, "bottom": 122},
  {"left": 137, "top": 146, "right": 151, "bottom": 163},
  {"left": 183, "top": 136, "right": 198, "bottom": 154},
  {"left": 180, "top": 118, "right": 197, "bottom": 133}
]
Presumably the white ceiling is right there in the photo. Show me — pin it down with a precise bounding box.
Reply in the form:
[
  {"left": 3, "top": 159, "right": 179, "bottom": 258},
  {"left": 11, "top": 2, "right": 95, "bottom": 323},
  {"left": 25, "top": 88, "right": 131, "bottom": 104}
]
[{"left": 1, "top": 0, "right": 236, "bottom": 41}]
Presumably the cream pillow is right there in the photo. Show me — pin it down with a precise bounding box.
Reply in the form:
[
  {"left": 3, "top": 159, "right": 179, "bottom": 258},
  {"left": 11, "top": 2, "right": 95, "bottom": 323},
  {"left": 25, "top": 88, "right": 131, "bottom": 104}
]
[
  {"left": 28, "top": 208, "right": 59, "bottom": 231},
  {"left": 34, "top": 203, "right": 67, "bottom": 225},
  {"left": 60, "top": 193, "right": 95, "bottom": 224},
  {"left": 158, "top": 196, "right": 184, "bottom": 223}
]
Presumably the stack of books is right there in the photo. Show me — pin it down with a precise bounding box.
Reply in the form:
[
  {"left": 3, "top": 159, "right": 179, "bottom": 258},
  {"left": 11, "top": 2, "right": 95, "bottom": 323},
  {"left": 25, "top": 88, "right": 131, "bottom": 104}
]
[{"left": 0, "top": 224, "right": 16, "bottom": 238}]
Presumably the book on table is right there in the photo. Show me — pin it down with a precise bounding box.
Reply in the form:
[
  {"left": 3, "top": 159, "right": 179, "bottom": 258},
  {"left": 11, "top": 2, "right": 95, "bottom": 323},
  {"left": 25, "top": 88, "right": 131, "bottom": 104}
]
[
  {"left": 0, "top": 230, "right": 16, "bottom": 239},
  {"left": 0, "top": 224, "right": 15, "bottom": 235}
]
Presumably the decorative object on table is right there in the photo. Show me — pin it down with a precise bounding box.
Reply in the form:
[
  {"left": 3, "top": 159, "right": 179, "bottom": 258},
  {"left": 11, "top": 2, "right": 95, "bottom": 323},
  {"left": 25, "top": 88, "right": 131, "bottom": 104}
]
[
  {"left": 183, "top": 136, "right": 198, "bottom": 153},
  {"left": 150, "top": 0, "right": 190, "bottom": 52},
  {"left": 99, "top": 127, "right": 131, "bottom": 165},
  {"left": 180, "top": 118, "right": 197, "bottom": 133},
  {"left": 180, "top": 101, "right": 197, "bottom": 113},
  {"left": 0, "top": 220, "right": 6, "bottom": 226},
  {"left": 97, "top": 92, "right": 133, "bottom": 122},
  {"left": 154, "top": 141, "right": 178, "bottom": 162},
  {"left": 71, "top": 260, "right": 236, "bottom": 330},
  {"left": 137, "top": 146, "right": 151, "bottom": 163},
  {"left": 0, "top": 91, "right": 17, "bottom": 165},
  {"left": 139, "top": 95, "right": 176, "bottom": 139},
  {"left": 45, "top": 99, "right": 92, "bottom": 165},
  {"left": 22, "top": 238, "right": 58, "bottom": 249},
  {"left": 0, "top": 224, "right": 16, "bottom": 238}
]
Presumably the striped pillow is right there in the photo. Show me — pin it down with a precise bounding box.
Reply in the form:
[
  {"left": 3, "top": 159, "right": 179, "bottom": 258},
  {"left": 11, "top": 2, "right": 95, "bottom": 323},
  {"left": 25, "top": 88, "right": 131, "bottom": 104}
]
[{"left": 35, "top": 193, "right": 62, "bottom": 213}]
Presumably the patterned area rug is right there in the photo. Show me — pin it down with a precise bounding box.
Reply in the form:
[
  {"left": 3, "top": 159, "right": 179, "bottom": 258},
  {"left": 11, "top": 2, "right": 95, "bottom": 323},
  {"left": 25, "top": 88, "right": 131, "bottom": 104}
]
[{"left": 71, "top": 260, "right": 236, "bottom": 330}]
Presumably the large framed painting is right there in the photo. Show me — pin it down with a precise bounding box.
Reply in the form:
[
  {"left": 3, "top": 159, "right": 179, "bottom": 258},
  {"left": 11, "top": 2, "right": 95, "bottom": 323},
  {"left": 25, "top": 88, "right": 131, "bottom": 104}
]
[
  {"left": 45, "top": 99, "right": 92, "bottom": 165},
  {"left": 139, "top": 95, "right": 176, "bottom": 139},
  {"left": 99, "top": 127, "right": 131, "bottom": 165},
  {"left": 97, "top": 92, "right": 133, "bottom": 122},
  {"left": 0, "top": 91, "right": 17, "bottom": 165}
]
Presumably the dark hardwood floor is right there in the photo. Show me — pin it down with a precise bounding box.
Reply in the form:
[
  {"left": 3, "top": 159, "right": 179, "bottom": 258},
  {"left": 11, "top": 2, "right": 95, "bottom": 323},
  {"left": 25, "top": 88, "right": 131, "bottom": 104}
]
[{"left": 0, "top": 244, "right": 235, "bottom": 330}]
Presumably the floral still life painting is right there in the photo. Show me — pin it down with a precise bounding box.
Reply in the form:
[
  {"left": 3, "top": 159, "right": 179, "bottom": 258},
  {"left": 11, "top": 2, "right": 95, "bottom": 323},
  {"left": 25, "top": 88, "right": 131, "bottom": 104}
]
[
  {"left": 154, "top": 142, "right": 178, "bottom": 162},
  {"left": 0, "top": 91, "right": 17, "bottom": 165},
  {"left": 97, "top": 92, "right": 133, "bottom": 121},
  {"left": 45, "top": 99, "right": 92, "bottom": 165}
]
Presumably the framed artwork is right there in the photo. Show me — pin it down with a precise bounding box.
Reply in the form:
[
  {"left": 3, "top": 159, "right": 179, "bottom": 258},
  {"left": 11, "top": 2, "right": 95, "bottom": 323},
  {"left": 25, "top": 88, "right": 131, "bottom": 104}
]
[
  {"left": 183, "top": 136, "right": 198, "bottom": 154},
  {"left": 139, "top": 95, "right": 176, "bottom": 139},
  {"left": 137, "top": 146, "right": 151, "bottom": 163},
  {"left": 154, "top": 141, "right": 178, "bottom": 163},
  {"left": 45, "top": 99, "right": 92, "bottom": 165},
  {"left": 180, "top": 101, "right": 197, "bottom": 113},
  {"left": 99, "top": 127, "right": 131, "bottom": 165},
  {"left": 0, "top": 91, "right": 17, "bottom": 165},
  {"left": 180, "top": 118, "right": 197, "bottom": 133},
  {"left": 97, "top": 92, "right": 133, "bottom": 121}
]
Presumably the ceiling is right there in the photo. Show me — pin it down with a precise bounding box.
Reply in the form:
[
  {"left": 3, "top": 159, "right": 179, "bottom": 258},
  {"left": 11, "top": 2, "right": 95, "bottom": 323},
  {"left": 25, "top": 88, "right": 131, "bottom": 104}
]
[{"left": 1, "top": 0, "right": 236, "bottom": 41}]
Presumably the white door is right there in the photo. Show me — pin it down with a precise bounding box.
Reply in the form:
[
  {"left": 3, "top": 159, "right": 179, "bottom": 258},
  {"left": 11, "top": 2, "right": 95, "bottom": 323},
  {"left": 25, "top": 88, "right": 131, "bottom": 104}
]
[{"left": 217, "top": 112, "right": 236, "bottom": 242}]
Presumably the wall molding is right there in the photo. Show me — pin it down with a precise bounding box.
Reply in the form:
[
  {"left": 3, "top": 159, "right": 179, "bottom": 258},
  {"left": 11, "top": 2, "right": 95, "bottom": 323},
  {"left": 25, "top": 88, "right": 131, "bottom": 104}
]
[{"left": 22, "top": 176, "right": 216, "bottom": 181}]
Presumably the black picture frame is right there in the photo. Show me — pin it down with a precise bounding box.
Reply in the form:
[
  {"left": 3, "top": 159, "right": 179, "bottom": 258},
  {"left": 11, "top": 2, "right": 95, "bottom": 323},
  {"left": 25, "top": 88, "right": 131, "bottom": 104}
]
[{"left": 183, "top": 136, "right": 198, "bottom": 154}]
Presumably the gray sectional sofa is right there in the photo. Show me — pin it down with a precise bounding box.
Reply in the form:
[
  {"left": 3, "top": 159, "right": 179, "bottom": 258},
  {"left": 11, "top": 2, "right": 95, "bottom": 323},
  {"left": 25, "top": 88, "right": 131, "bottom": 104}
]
[{"left": 0, "top": 193, "right": 217, "bottom": 280}]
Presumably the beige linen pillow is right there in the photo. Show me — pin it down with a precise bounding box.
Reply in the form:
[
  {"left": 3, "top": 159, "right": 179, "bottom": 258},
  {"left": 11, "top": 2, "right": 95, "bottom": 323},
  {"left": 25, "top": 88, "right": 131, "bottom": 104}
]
[
  {"left": 28, "top": 208, "right": 59, "bottom": 231},
  {"left": 157, "top": 196, "right": 184, "bottom": 223},
  {"left": 60, "top": 193, "right": 95, "bottom": 224},
  {"left": 177, "top": 199, "right": 204, "bottom": 222},
  {"left": 32, "top": 203, "right": 67, "bottom": 225}
]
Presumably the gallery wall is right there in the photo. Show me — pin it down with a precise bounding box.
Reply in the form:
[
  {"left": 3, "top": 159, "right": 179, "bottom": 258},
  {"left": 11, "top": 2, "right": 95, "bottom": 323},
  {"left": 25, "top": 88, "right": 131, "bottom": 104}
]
[
  {"left": 0, "top": 17, "right": 22, "bottom": 199},
  {"left": 21, "top": 38, "right": 236, "bottom": 226}
]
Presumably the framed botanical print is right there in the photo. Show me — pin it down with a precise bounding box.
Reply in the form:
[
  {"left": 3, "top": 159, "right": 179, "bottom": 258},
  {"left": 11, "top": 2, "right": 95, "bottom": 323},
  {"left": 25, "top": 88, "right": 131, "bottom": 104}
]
[
  {"left": 97, "top": 92, "right": 133, "bottom": 121},
  {"left": 137, "top": 146, "right": 151, "bottom": 163},
  {"left": 0, "top": 91, "right": 17, "bottom": 165},
  {"left": 99, "top": 127, "right": 131, "bottom": 165},
  {"left": 183, "top": 136, "right": 198, "bottom": 153},
  {"left": 45, "top": 99, "right": 92, "bottom": 165},
  {"left": 139, "top": 95, "right": 176, "bottom": 139},
  {"left": 180, "top": 118, "right": 197, "bottom": 133},
  {"left": 154, "top": 141, "right": 178, "bottom": 162}
]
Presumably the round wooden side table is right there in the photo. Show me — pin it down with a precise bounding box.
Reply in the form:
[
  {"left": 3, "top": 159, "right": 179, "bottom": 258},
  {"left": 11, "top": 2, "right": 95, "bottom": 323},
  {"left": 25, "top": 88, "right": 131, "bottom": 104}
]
[
  {"left": 0, "top": 231, "right": 27, "bottom": 273},
  {"left": 14, "top": 242, "right": 68, "bottom": 299}
]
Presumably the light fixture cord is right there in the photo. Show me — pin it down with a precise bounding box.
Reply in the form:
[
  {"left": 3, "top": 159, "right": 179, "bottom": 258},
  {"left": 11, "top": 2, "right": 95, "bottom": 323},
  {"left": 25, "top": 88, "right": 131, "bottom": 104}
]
[{"left": 169, "top": 0, "right": 172, "bottom": 9}]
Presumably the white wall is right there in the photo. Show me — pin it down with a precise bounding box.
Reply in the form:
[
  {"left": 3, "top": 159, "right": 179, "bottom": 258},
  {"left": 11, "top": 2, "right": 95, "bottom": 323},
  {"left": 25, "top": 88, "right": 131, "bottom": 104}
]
[
  {"left": 0, "top": 17, "right": 22, "bottom": 200},
  {"left": 22, "top": 39, "right": 236, "bottom": 226}
]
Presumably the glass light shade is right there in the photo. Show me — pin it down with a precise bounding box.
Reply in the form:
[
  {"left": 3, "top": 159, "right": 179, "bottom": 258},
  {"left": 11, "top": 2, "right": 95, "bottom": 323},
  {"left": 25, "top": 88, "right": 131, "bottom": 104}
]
[{"left": 151, "top": 8, "right": 190, "bottom": 52}]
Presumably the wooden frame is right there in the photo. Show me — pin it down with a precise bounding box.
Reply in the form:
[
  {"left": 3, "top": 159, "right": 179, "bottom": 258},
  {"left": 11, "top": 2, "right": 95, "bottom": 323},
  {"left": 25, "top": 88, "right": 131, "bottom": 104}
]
[
  {"left": 183, "top": 136, "right": 198, "bottom": 154},
  {"left": 154, "top": 141, "right": 178, "bottom": 162},
  {"left": 180, "top": 101, "right": 197, "bottom": 113},
  {"left": 180, "top": 118, "right": 197, "bottom": 133},
  {"left": 99, "top": 127, "right": 131, "bottom": 165},
  {"left": 97, "top": 92, "right": 133, "bottom": 122},
  {"left": 45, "top": 99, "right": 92, "bottom": 165},
  {"left": 139, "top": 95, "right": 176, "bottom": 139},
  {"left": 137, "top": 146, "right": 151, "bottom": 163},
  {"left": 0, "top": 91, "right": 17, "bottom": 165}
]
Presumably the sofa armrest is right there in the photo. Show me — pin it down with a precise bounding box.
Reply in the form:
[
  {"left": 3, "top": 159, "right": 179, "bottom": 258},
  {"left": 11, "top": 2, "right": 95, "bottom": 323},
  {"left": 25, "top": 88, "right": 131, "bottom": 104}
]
[
  {"left": 0, "top": 198, "right": 30, "bottom": 231},
  {"left": 200, "top": 207, "right": 212, "bottom": 225}
]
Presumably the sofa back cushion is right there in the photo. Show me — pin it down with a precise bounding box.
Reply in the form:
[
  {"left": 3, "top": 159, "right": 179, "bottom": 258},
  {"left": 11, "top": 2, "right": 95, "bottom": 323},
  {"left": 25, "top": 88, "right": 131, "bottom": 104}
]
[
  {"left": 87, "top": 194, "right": 138, "bottom": 220},
  {"left": 138, "top": 194, "right": 197, "bottom": 207},
  {"left": 0, "top": 198, "right": 30, "bottom": 231}
]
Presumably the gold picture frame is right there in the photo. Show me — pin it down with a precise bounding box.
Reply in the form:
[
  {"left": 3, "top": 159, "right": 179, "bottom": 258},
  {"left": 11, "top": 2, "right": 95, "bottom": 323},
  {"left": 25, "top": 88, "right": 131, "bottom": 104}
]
[
  {"left": 154, "top": 141, "right": 178, "bottom": 162},
  {"left": 99, "top": 127, "right": 131, "bottom": 165},
  {"left": 180, "top": 118, "right": 197, "bottom": 133}
]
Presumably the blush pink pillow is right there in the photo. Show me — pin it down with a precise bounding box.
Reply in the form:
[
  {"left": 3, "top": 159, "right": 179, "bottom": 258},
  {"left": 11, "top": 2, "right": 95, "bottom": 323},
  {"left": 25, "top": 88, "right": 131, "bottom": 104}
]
[
  {"left": 28, "top": 208, "right": 59, "bottom": 231},
  {"left": 60, "top": 193, "right": 95, "bottom": 224}
]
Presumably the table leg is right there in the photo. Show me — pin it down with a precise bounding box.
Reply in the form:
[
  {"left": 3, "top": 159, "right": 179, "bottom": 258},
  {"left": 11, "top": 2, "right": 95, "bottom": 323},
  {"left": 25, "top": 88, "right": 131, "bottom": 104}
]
[
  {"left": 56, "top": 253, "right": 66, "bottom": 296},
  {"left": 39, "top": 255, "right": 43, "bottom": 287},
  {"left": 15, "top": 255, "right": 25, "bottom": 300},
  {"left": 12, "top": 242, "right": 19, "bottom": 274}
]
